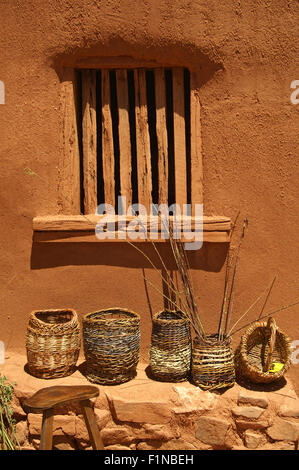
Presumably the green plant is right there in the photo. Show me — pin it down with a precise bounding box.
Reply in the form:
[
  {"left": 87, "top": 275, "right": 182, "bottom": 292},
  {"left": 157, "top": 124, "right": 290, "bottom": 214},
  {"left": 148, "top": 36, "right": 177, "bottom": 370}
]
[{"left": 0, "top": 375, "right": 20, "bottom": 450}]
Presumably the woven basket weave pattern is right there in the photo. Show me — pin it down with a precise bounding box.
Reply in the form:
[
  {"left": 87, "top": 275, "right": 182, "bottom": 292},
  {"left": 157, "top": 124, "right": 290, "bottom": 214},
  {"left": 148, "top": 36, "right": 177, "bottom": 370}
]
[
  {"left": 191, "top": 334, "right": 235, "bottom": 391},
  {"left": 83, "top": 308, "right": 140, "bottom": 385},
  {"left": 150, "top": 311, "right": 191, "bottom": 382},
  {"left": 236, "top": 319, "right": 292, "bottom": 383},
  {"left": 26, "top": 309, "right": 80, "bottom": 379}
]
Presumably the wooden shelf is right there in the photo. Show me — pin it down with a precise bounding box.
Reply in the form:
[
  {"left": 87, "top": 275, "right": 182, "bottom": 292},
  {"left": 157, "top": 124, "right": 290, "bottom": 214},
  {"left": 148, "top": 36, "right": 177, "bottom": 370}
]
[{"left": 33, "top": 215, "right": 231, "bottom": 243}]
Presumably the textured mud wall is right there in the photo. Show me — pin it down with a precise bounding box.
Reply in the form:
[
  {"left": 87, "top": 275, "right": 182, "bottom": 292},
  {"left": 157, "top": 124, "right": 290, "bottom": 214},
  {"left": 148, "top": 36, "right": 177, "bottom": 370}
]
[{"left": 0, "top": 1, "right": 298, "bottom": 389}]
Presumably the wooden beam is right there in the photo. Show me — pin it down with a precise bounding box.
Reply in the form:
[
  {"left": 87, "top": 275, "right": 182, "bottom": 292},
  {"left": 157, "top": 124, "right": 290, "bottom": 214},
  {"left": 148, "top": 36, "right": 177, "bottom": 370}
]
[
  {"left": 75, "top": 56, "right": 173, "bottom": 69},
  {"left": 33, "top": 215, "right": 231, "bottom": 232},
  {"left": 134, "top": 69, "right": 152, "bottom": 212},
  {"left": 33, "top": 214, "right": 231, "bottom": 243},
  {"left": 33, "top": 230, "right": 231, "bottom": 244},
  {"left": 190, "top": 72, "right": 203, "bottom": 212},
  {"left": 101, "top": 69, "right": 115, "bottom": 207},
  {"left": 155, "top": 69, "right": 168, "bottom": 205},
  {"left": 59, "top": 68, "right": 81, "bottom": 214},
  {"left": 116, "top": 70, "right": 132, "bottom": 207},
  {"left": 82, "top": 70, "right": 97, "bottom": 214},
  {"left": 172, "top": 68, "right": 187, "bottom": 207}
]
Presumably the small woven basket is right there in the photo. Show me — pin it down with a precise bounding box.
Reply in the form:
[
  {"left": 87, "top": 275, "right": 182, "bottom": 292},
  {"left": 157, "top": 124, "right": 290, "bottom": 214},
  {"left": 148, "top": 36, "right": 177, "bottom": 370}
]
[
  {"left": 82, "top": 308, "right": 140, "bottom": 385},
  {"left": 191, "top": 334, "right": 235, "bottom": 391},
  {"left": 26, "top": 309, "right": 80, "bottom": 379},
  {"left": 236, "top": 317, "right": 292, "bottom": 383},
  {"left": 150, "top": 310, "right": 191, "bottom": 382}
]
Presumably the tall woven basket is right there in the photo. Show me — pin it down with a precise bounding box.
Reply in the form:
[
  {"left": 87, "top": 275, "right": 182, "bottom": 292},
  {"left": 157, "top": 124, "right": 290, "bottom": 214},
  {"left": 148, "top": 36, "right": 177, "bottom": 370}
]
[
  {"left": 191, "top": 334, "right": 235, "bottom": 391},
  {"left": 236, "top": 317, "right": 292, "bottom": 383},
  {"left": 26, "top": 309, "right": 80, "bottom": 379},
  {"left": 150, "top": 310, "right": 191, "bottom": 382},
  {"left": 83, "top": 308, "right": 140, "bottom": 385}
]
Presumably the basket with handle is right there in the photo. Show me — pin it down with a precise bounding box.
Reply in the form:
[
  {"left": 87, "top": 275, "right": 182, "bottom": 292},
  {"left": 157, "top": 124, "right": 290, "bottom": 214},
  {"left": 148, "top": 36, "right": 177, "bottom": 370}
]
[
  {"left": 236, "top": 317, "right": 292, "bottom": 383},
  {"left": 150, "top": 310, "right": 191, "bottom": 382},
  {"left": 26, "top": 309, "right": 80, "bottom": 379}
]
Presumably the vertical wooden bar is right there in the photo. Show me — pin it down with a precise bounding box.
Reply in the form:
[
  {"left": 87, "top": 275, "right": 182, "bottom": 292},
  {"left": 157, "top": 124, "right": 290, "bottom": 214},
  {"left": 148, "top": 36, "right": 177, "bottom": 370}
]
[
  {"left": 116, "top": 69, "right": 132, "bottom": 208},
  {"left": 60, "top": 68, "right": 81, "bottom": 214},
  {"left": 154, "top": 69, "right": 168, "bottom": 205},
  {"left": 172, "top": 68, "right": 187, "bottom": 207},
  {"left": 101, "top": 70, "right": 115, "bottom": 208},
  {"left": 134, "top": 69, "right": 152, "bottom": 212},
  {"left": 190, "top": 71, "right": 203, "bottom": 214},
  {"left": 82, "top": 70, "right": 97, "bottom": 214}
]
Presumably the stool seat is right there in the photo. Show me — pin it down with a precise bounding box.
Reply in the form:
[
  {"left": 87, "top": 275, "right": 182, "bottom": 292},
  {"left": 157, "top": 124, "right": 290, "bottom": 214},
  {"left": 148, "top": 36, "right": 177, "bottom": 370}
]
[
  {"left": 23, "top": 385, "right": 103, "bottom": 450},
  {"left": 24, "top": 385, "right": 99, "bottom": 412}
]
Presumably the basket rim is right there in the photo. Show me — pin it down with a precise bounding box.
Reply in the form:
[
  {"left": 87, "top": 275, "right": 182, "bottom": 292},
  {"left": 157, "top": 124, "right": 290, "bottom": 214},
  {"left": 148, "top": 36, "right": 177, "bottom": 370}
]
[
  {"left": 83, "top": 307, "right": 140, "bottom": 322},
  {"left": 193, "top": 333, "right": 232, "bottom": 346},
  {"left": 239, "top": 319, "right": 292, "bottom": 379},
  {"left": 240, "top": 319, "right": 291, "bottom": 349},
  {"left": 152, "top": 309, "right": 189, "bottom": 324},
  {"left": 29, "top": 308, "right": 78, "bottom": 326}
]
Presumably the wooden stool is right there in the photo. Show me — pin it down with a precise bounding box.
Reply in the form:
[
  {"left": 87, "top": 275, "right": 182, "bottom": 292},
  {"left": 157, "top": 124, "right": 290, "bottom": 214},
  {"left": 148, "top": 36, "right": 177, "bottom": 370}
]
[{"left": 23, "top": 385, "right": 104, "bottom": 450}]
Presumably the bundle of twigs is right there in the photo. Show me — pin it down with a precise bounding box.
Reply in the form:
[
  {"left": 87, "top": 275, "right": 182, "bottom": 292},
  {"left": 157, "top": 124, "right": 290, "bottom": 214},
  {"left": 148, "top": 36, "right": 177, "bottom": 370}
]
[
  {"left": 217, "top": 216, "right": 247, "bottom": 341},
  {"left": 167, "top": 225, "right": 206, "bottom": 339},
  {"left": 127, "top": 215, "right": 206, "bottom": 341},
  {"left": 128, "top": 212, "right": 299, "bottom": 345}
]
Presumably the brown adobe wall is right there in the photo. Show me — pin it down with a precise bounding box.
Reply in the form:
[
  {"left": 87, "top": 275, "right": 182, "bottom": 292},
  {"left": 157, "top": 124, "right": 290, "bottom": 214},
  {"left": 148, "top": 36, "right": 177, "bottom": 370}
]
[{"left": 0, "top": 1, "right": 298, "bottom": 391}]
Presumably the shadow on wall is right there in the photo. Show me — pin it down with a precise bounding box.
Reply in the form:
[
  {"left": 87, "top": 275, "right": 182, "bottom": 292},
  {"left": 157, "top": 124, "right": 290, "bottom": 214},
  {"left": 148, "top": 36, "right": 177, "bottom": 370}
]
[
  {"left": 30, "top": 241, "right": 229, "bottom": 271},
  {"left": 53, "top": 38, "right": 224, "bottom": 88}
]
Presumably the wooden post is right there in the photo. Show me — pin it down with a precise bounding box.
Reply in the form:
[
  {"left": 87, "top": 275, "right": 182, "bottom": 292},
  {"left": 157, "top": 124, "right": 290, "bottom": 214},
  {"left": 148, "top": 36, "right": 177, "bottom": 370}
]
[
  {"left": 172, "top": 68, "right": 187, "bottom": 207},
  {"left": 155, "top": 69, "right": 168, "bottom": 205},
  {"left": 82, "top": 69, "right": 97, "bottom": 214},
  {"left": 59, "top": 68, "right": 81, "bottom": 214},
  {"left": 102, "top": 69, "right": 115, "bottom": 208},
  {"left": 116, "top": 69, "right": 132, "bottom": 208},
  {"left": 190, "top": 71, "right": 203, "bottom": 213},
  {"left": 134, "top": 69, "right": 152, "bottom": 213}
]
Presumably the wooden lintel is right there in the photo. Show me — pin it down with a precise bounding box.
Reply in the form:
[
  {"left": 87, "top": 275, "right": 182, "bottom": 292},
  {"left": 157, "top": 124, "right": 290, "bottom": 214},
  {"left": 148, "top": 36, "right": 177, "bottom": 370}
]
[
  {"left": 33, "top": 215, "right": 231, "bottom": 243},
  {"left": 33, "top": 230, "right": 230, "bottom": 244},
  {"left": 75, "top": 56, "right": 174, "bottom": 70}
]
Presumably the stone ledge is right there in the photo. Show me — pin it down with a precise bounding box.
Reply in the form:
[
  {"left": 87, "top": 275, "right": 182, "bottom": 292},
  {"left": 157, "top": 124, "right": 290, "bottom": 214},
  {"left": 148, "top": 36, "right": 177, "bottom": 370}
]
[
  {"left": 238, "top": 390, "right": 269, "bottom": 409},
  {"left": 2, "top": 353, "right": 298, "bottom": 451},
  {"left": 266, "top": 417, "right": 299, "bottom": 441},
  {"left": 232, "top": 406, "right": 265, "bottom": 420},
  {"left": 195, "top": 416, "right": 230, "bottom": 447},
  {"left": 279, "top": 398, "right": 299, "bottom": 418},
  {"left": 106, "top": 392, "right": 172, "bottom": 424}
]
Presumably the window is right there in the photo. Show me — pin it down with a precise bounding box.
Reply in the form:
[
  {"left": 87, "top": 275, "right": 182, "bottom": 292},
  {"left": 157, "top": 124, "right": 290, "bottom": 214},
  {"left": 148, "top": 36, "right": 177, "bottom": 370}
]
[
  {"left": 77, "top": 66, "right": 201, "bottom": 215},
  {"left": 33, "top": 59, "right": 231, "bottom": 243}
]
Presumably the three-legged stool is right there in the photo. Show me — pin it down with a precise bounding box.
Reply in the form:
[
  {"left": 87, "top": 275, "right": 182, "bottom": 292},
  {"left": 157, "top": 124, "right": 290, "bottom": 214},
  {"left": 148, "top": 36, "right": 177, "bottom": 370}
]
[{"left": 23, "top": 385, "right": 104, "bottom": 450}]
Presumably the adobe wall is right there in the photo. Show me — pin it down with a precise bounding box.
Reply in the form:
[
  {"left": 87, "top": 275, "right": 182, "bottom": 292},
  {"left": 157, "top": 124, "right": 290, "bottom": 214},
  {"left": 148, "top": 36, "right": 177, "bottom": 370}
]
[{"left": 0, "top": 1, "right": 298, "bottom": 390}]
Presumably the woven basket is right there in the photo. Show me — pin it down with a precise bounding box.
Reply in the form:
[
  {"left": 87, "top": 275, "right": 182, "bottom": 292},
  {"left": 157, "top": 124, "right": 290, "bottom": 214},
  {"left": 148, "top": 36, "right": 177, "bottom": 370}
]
[
  {"left": 82, "top": 308, "right": 140, "bottom": 385},
  {"left": 150, "top": 310, "right": 191, "bottom": 382},
  {"left": 191, "top": 334, "right": 235, "bottom": 391},
  {"left": 236, "top": 317, "right": 292, "bottom": 383},
  {"left": 26, "top": 309, "right": 80, "bottom": 379}
]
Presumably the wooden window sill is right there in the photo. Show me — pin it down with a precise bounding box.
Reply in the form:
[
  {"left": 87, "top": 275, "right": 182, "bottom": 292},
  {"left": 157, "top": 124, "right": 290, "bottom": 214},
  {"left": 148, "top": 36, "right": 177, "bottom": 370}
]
[{"left": 33, "top": 215, "right": 231, "bottom": 243}]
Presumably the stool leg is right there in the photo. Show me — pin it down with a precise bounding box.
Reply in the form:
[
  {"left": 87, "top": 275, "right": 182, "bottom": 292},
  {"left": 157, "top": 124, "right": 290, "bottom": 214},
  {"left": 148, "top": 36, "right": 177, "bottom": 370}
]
[
  {"left": 39, "top": 408, "right": 54, "bottom": 450},
  {"left": 80, "top": 399, "right": 104, "bottom": 450}
]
